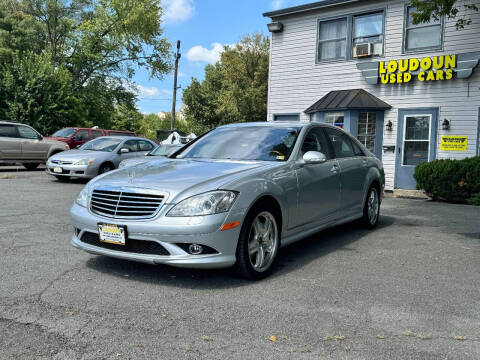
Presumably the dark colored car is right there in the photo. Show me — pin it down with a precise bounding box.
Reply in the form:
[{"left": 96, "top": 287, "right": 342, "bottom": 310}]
[{"left": 47, "top": 128, "right": 137, "bottom": 149}]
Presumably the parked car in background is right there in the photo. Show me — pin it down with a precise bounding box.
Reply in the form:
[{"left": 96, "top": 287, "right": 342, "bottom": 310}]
[
  {"left": 70, "top": 122, "right": 384, "bottom": 279},
  {"left": 46, "top": 136, "right": 156, "bottom": 180},
  {"left": 47, "top": 127, "right": 137, "bottom": 149},
  {"left": 118, "top": 144, "right": 184, "bottom": 168},
  {"left": 0, "top": 121, "right": 69, "bottom": 170}
]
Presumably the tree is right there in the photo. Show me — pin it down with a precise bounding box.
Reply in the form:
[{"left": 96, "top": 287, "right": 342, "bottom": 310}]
[
  {"left": 0, "top": 0, "right": 171, "bottom": 134},
  {"left": 182, "top": 34, "right": 269, "bottom": 131},
  {"left": 410, "top": 0, "right": 479, "bottom": 29}
]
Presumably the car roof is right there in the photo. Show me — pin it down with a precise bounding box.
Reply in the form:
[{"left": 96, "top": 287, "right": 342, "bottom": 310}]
[
  {"left": 0, "top": 120, "right": 28, "bottom": 126},
  {"left": 218, "top": 121, "right": 308, "bottom": 129},
  {"left": 93, "top": 136, "right": 151, "bottom": 141}
]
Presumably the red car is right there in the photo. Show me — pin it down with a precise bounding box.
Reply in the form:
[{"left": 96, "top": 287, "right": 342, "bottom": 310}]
[{"left": 47, "top": 128, "right": 137, "bottom": 149}]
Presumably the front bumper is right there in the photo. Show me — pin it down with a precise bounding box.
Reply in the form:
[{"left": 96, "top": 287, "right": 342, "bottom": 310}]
[
  {"left": 70, "top": 203, "right": 241, "bottom": 269},
  {"left": 45, "top": 162, "right": 98, "bottom": 178}
]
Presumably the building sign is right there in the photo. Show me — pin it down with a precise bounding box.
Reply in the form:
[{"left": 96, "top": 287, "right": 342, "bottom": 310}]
[
  {"left": 357, "top": 51, "right": 480, "bottom": 85},
  {"left": 440, "top": 135, "right": 468, "bottom": 151},
  {"left": 379, "top": 55, "right": 455, "bottom": 84}
]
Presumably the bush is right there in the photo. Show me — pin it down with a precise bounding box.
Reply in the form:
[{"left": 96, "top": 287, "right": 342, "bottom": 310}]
[{"left": 414, "top": 156, "right": 480, "bottom": 204}]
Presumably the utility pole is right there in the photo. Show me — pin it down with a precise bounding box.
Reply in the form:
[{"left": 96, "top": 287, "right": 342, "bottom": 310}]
[{"left": 171, "top": 40, "right": 181, "bottom": 131}]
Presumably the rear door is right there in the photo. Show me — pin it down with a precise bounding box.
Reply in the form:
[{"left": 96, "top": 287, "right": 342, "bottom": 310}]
[
  {"left": 0, "top": 124, "right": 21, "bottom": 160},
  {"left": 324, "top": 127, "right": 367, "bottom": 215},
  {"left": 294, "top": 126, "right": 341, "bottom": 227}
]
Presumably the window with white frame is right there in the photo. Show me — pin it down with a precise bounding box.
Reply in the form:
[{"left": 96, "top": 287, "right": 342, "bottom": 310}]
[
  {"left": 352, "top": 12, "right": 384, "bottom": 57},
  {"left": 324, "top": 112, "right": 345, "bottom": 128},
  {"left": 318, "top": 18, "right": 347, "bottom": 61},
  {"left": 404, "top": 6, "right": 443, "bottom": 51},
  {"left": 357, "top": 112, "right": 376, "bottom": 152}
]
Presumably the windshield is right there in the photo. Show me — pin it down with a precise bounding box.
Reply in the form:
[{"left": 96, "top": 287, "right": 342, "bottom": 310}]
[
  {"left": 51, "top": 128, "right": 76, "bottom": 137},
  {"left": 149, "top": 145, "right": 181, "bottom": 156},
  {"left": 80, "top": 138, "right": 122, "bottom": 152},
  {"left": 176, "top": 126, "right": 300, "bottom": 161}
]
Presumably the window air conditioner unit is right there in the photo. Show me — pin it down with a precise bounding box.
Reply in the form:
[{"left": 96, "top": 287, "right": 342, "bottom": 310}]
[{"left": 354, "top": 43, "right": 375, "bottom": 58}]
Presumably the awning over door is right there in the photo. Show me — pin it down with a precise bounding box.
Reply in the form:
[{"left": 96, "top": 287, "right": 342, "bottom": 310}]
[{"left": 304, "top": 89, "right": 391, "bottom": 113}]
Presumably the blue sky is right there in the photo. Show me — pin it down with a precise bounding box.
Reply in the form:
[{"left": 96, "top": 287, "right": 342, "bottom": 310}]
[{"left": 134, "top": 0, "right": 312, "bottom": 114}]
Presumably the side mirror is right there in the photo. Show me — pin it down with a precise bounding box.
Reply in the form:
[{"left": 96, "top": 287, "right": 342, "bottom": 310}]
[
  {"left": 303, "top": 151, "right": 327, "bottom": 164},
  {"left": 37, "top": 135, "right": 43, "bottom": 141},
  {"left": 119, "top": 148, "right": 129, "bottom": 154}
]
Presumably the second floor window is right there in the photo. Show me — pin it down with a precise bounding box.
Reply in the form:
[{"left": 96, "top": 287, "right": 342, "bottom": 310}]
[
  {"left": 405, "top": 6, "right": 443, "bottom": 52},
  {"left": 318, "top": 18, "right": 347, "bottom": 61},
  {"left": 353, "top": 12, "right": 384, "bottom": 57}
]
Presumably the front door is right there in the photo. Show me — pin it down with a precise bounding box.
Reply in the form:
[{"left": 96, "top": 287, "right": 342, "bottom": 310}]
[
  {"left": 294, "top": 127, "right": 341, "bottom": 228},
  {"left": 395, "top": 109, "right": 438, "bottom": 189}
]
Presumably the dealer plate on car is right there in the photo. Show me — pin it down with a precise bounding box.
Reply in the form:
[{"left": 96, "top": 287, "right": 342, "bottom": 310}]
[
  {"left": 98, "top": 224, "right": 126, "bottom": 245},
  {"left": 53, "top": 166, "right": 62, "bottom": 173}
]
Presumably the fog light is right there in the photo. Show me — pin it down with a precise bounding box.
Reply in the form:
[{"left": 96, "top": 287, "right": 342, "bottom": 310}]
[{"left": 188, "top": 244, "right": 203, "bottom": 255}]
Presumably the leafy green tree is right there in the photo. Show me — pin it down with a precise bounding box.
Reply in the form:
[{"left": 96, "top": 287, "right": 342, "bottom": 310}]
[
  {"left": 410, "top": 0, "right": 479, "bottom": 29},
  {"left": 0, "top": 52, "right": 78, "bottom": 135},
  {"left": 182, "top": 33, "right": 269, "bottom": 131}
]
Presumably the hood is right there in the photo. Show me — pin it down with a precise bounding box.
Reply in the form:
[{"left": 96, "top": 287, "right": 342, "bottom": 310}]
[
  {"left": 120, "top": 155, "right": 163, "bottom": 168},
  {"left": 49, "top": 149, "right": 108, "bottom": 161},
  {"left": 90, "top": 158, "right": 275, "bottom": 203}
]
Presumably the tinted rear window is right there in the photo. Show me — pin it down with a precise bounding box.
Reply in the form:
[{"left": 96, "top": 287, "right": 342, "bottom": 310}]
[{"left": 0, "top": 124, "right": 17, "bottom": 137}]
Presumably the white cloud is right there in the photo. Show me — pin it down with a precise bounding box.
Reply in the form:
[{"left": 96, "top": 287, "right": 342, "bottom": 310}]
[
  {"left": 162, "top": 0, "right": 194, "bottom": 24},
  {"left": 272, "top": 0, "right": 285, "bottom": 10},
  {"left": 186, "top": 43, "right": 225, "bottom": 64},
  {"left": 136, "top": 85, "right": 172, "bottom": 99}
]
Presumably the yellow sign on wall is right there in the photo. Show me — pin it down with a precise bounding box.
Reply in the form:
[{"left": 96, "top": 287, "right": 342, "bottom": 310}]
[
  {"left": 440, "top": 135, "right": 468, "bottom": 151},
  {"left": 379, "top": 55, "right": 456, "bottom": 84}
]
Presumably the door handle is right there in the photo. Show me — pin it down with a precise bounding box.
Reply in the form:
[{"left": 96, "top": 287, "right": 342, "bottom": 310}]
[
  {"left": 362, "top": 158, "right": 368, "bottom": 166},
  {"left": 330, "top": 164, "right": 339, "bottom": 173}
]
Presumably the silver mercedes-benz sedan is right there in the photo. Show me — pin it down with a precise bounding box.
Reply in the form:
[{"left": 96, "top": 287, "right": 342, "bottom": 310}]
[
  {"left": 46, "top": 136, "right": 157, "bottom": 180},
  {"left": 70, "top": 122, "right": 384, "bottom": 279}
]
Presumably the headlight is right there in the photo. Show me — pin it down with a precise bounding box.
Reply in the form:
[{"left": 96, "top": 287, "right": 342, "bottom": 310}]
[
  {"left": 75, "top": 185, "right": 90, "bottom": 207},
  {"left": 74, "top": 158, "right": 94, "bottom": 166},
  {"left": 167, "top": 191, "right": 238, "bottom": 217}
]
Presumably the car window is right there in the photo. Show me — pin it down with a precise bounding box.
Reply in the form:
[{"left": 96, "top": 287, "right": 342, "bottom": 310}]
[
  {"left": 51, "top": 128, "right": 76, "bottom": 137},
  {"left": 80, "top": 137, "right": 122, "bottom": 152},
  {"left": 138, "top": 140, "right": 154, "bottom": 151},
  {"left": 324, "top": 127, "right": 355, "bottom": 159},
  {"left": 176, "top": 126, "right": 301, "bottom": 162},
  {"left": 122, "top": 139, "right": 139, "bottom": 152},
  {"left": 301, "top": 127, "right": 331, "bottom": 159},
  {"left": 17, "top": 125, "right": 40, "bottom": 139},
  {"left": 75, "top": 129, "right": 89, "bottom": 141},
  {"left": 351, "top": 138, "right": 365, "bottom": 156},
  {"left": 0, "top": 124, "right": 18, "bottom": 137},
  {"left": 92, "top": 130, "right": 103, "bottom": 138}
]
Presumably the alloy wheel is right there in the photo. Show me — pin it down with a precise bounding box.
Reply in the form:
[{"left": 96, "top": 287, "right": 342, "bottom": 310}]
[
  {"left": 367, "top": 188, "right": 379, "bottom": 225},
  {"left": 247, "top": 211, "right": 279, "bottom": 272}
]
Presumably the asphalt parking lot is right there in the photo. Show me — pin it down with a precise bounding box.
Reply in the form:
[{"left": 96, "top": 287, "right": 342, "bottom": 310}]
[{"left": 1, "top": 166, "right": 479, "bottom": 359}]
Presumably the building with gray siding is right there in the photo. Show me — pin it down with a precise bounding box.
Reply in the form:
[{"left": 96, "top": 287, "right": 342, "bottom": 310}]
[{"left": 264, "top": 0, "right": 480, "bottom": 190}]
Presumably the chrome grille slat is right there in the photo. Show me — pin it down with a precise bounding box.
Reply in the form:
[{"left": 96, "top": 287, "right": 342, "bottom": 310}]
[{"left": 90, "top": 188, "right": 164, "bottom": 219}]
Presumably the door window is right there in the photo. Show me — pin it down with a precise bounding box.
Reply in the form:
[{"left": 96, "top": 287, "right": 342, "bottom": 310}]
[
  {"left": 357, "top": 112, "right": 376, "bottom": 152},
  {"left": 122, "top": 140, "right": 139, "bottom": 152},
  {"left": 324, "top": 128, "right": 355, "bottom": 158},
  {"left": 75, "top": 130, "right": 89, "bottom": 141},
  {"left": 92, "top": 130, "right": 103, "bottom": 138},
  {"left": 402, "top": 115, "right": 431, "bottom": 166},
  {"left": 138, "top": 140, "right": 154, "bottom": 151},
  {"left": 0, "top": 124, "right": 18, "bottom": 137},
  {"left": 17, "top": 126, "right": 40, "bottom": 139},
  {"left": 301, "top": 127, "right": 331, "bottom": 158}
]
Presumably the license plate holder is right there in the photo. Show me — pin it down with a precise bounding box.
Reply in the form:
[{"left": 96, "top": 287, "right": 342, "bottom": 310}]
[
  {"left": 98, "top": 223, "right": 127, "bottom": 246},
  {"left": 53, "top": 166, "right": 63, "bottom": 173}
]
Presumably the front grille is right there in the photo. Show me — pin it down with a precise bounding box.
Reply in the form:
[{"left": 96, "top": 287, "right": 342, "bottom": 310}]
[
  {"left": 90, "top": 189, "right": 164, "bottom": 219},
  {"left": 81, "top": 231, "right": 170, "bottom": 255},
  {"left": 51, "top": 160, "right": 73, "bottom": 165}
]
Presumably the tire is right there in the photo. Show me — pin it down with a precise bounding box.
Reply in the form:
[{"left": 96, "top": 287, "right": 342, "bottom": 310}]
[
  {"left": 360, "top": 185, "right": 380, "bottom": 229},
  {"left": 234, "top": 202, "right": 281, "bottom": 280},
  {"left": 23, "top": 163, "right": 39, "bottom": 170},
  {"left": 55, "top": 176, "right": 70, "bottom": 182},
  {"left": 98, "top": 163, "right": 114, "bottom": 175}
]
